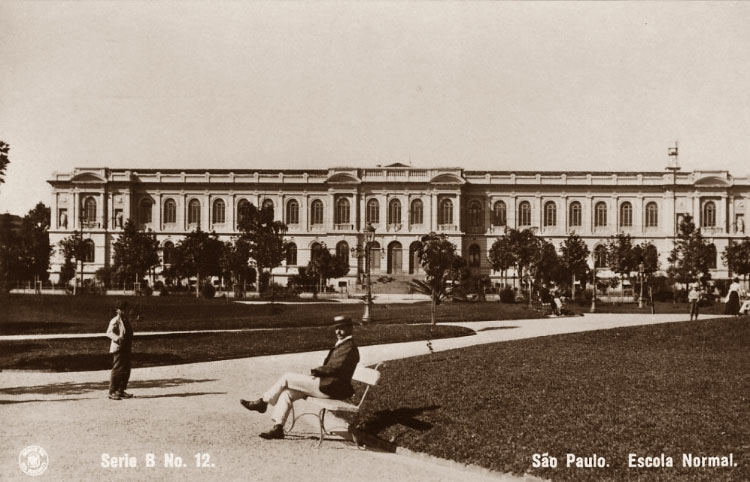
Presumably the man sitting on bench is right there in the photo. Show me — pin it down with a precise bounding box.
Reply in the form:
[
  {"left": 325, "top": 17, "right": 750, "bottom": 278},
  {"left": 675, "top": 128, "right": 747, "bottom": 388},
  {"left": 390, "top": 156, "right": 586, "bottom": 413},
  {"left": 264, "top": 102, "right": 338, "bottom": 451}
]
[{"left": 240, "top": 315, "right": 360, "bottom": 440}]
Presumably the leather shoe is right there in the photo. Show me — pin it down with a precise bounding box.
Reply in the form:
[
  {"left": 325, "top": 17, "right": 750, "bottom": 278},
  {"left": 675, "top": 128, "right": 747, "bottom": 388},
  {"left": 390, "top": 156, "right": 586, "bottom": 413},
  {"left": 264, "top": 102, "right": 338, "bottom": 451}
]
[
  {"left": 240, "top": 398, "right": 267, "bottom": 413},
  {"left": 117, "top": 392, "right": 135, "bottom": 399},
  {"left": 108, "top": 393, "right": 122, "bottom": 400},
  {"left": 259, "top": 424, "right": 284, "bottom": 440}
]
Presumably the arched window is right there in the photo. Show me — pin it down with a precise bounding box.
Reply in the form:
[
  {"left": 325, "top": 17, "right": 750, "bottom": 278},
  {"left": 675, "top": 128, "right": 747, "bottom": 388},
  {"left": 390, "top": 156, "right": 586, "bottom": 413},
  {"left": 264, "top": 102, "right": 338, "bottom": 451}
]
[
  {"left": 439, "top": 199, "right": 453, "bottom": 225},
  {"left": 286, "top": 243, "right": 297, "bottom": 266},
  {"left": 162, "top": 241, "right": 175, "bottom": 265},
  {"left": 262, "top": 199, "right": 274, "bottom": 219},
  {"left": 335, "top": 198, "right": 350, "bottom": 224},
  {"left": 620, "top": 202, "right": 632, "bottom": 227},
  {"left": 594, "top": 245, "right": 607, "bottom": 268},
  {"left": 594, "top": 202, "right": 607, "bottom": 227},
  {"left": 702, "top": 201, "right": 716, "bottom": 227},
  {"left": 82, "top": 239, "right": 95, "bottom": 263},
  {"left": 518, "top": 201, "right": 531, "bottom": 226},
  {"left": 212, "top": 199, "right": 225, "bottom": 224},
  {"left": 543, "top": 201, "right": 557, "bottom": 227},
  {"left": 410, "top": 199, "right": 423, "bottom": 225},
  {"left": 286, "top": 199, "right": 299, "bottom": 224},
  {"left": 188, "top": 199, "right": 201, "bottom": 226},
  {"left": 163, "top": 199, "right": 177, "bottom": 224},
  {"left": 645, "top": 202, "right": 658, "bottom": 227},
  {"left": 369, "top": 241, "right": 381, "bottom": 270},
  {"left": 493, "top": 201, "right": 507, "bottom": 226},
  {"left": 310, "top": 242, "right": 322, "bottom": 260},
  {"left": 388, "top": 199, "right": 402, "bottom": 225},
  {"left": 468, "top": 244, "right": 481, "bottom": 267},
  {"left": 139, "top": 198, "right": 153, "bottom": 224},
  {"left": 569, "top": 201, "right": 582, "bottom": 227},
  {"left": 366, "top": 199, "right": 379, "bottom": 224},
  {"left": 237, "top": 199, "right": 252, "bottom": 227},
  {"left": 707, "top": 243, "right": 717, "bottom": 269},
  {"left": 468, "top": 200, "right": 482, "bottom": 227},
  {"left": 83, "top": 197, "right": 97, "bottom": 225},
  {"left": 336, "top": 241, "right": 350, "bottom": 266},
  {"left": 310, "top": 200, "right": 324, "bottom": 225}
]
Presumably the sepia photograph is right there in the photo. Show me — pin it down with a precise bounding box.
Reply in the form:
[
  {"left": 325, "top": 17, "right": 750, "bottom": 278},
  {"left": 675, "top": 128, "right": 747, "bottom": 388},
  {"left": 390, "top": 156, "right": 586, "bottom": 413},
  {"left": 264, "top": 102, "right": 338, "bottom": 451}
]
[{"left": 1, "top": 2, "right": 748, "bottom": 481}]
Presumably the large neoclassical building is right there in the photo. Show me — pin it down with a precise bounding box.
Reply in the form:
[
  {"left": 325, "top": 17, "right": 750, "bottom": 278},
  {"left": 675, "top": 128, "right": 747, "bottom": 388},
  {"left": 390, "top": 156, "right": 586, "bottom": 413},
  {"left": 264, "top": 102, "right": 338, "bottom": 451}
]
[{"left": 47, "top": 162, "right": 750, "bottom": 289}]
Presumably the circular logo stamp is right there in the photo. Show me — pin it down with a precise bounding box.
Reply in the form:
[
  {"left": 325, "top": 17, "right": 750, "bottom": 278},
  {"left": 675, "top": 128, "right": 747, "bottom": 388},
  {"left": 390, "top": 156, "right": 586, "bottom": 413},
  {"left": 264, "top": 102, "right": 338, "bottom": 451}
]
[{"left": 19, "top": 445, "right": 49, "bottom": 476}]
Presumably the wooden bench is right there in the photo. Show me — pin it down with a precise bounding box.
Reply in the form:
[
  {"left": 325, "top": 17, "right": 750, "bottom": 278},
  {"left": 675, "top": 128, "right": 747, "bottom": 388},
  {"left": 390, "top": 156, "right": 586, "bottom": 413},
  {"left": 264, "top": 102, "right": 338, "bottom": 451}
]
[{"left": 285, "top": 363, "right": 382, "bottom": 447}]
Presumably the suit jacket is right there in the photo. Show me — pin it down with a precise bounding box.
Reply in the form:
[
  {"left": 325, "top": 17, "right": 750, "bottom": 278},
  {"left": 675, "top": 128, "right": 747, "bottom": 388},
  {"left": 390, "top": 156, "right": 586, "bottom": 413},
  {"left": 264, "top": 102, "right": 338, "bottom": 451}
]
[
  {"left": 312, "top": 338, "right": 360, "bottom": 399},
  {"left": 106, "top": 314, "right": 132, "bottom": 354}
]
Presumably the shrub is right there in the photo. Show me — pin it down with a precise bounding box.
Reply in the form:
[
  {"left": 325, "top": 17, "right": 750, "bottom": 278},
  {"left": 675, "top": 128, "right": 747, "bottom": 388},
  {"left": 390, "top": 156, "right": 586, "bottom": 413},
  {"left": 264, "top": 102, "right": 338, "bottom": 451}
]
[
  {"left": 201, "top": 283, "right": 216, "bottom": 299},
  {"left": 499, "top": 287, "right": 515, "bottom": 303},
  {"left": 159, "top": 286, "right": 169, "bottom": 296}
]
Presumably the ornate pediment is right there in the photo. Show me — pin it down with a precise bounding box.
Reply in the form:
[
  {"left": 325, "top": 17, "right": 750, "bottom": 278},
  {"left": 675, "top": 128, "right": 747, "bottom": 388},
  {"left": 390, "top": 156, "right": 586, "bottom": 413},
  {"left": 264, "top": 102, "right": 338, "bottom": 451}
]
[
  {"left": 71, "top": 172, "right": 106, "bottom": 183},
  {"left": 327, "top": 172, "right": 361, "bottom": 184},
  {"left": 694, "top": 175, "right": 729, "bottom": 187},
  {"left": 430, "top": 172, "right": 465, "bottom": 184}
]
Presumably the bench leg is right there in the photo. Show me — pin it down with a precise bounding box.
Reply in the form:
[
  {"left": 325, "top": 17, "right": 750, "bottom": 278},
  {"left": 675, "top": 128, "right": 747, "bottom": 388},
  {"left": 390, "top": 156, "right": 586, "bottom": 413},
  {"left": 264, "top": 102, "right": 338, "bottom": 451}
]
[{"left": 317, "top": 408, "right": 327, "bottom": 448}]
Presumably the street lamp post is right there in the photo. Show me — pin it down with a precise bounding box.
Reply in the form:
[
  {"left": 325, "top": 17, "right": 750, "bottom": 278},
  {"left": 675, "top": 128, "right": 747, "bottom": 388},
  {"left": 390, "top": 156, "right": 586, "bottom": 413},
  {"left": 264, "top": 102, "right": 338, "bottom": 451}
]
[
  {"left": 590, "top": 265, "right": 597, "bottom": 313},
  {"left": 362, "top": 223, "right": 376, "bottom": 324},
  {"left": 638, "top": 262, "right": 645, "bottom": 308}
]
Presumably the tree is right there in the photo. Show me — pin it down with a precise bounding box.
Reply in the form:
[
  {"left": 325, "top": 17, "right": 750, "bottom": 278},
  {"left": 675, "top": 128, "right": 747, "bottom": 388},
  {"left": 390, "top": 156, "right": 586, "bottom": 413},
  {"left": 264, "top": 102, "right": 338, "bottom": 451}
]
[
  {"left": 112, "top": 220, "right": 160, "bottom": 289},
  {"left": 306, "top": 243, "right": 350, "bottom": 295},
  {"left": 238, "top": 203, "right": 288, "bottom": 294},
  {"left": 559, "top": 232, "right": 590, "bottom": 299},
  {"left": 722, "top": 238, "right": 750, "bottom": 286},
  {"left": 668, "top": 214, "right": 716, "bottom": 288},
  {"left": 499, "top": 228, "right": 542, "bottom": 307},
  {"left": 220, "top": 238, "right": 254, "bottom": 297},
  {"left": 411, "top": 232, "right": 460, "bottom": 325},
  {"left": 173, "top": 228, "right": 225, "bottom": 297},
  {"left": 0, "top": 140, "right": 9, "bottom": 187},
  {"left": 58, "top": 232, "right": 88, "bottom": 292},
  {"left": 0, "top": 214, "right": 21, "bottom": 291},
  {"left": 488, "top": 235, "right": 515, "bottom": 288},
  {"left": 531, "top": 238, "right": 563, "bottom": 289},
  {"left": 16, "top": 203, "right": 52, "bottom": 285},
  {"left": 606, "top": 233, "right": 638, "bottom": 302}
]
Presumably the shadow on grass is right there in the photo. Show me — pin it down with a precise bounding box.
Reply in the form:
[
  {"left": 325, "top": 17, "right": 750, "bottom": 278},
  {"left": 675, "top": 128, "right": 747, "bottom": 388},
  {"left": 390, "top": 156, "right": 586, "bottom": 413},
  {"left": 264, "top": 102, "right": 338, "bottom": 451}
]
[
  {"left": 0, "top": 377, "right": 217, "bottom": 396},
  {"left": 477, "top": 326, "right": 519, "bottom": 332},
  {"left": 357, "top": 405, "right": 440, "bottom": 433}
]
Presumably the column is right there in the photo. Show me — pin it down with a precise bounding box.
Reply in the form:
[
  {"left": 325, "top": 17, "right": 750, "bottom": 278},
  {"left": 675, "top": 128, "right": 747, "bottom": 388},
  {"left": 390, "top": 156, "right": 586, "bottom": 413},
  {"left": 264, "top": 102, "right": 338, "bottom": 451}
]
[
  {"left": 429, "top": 191, "right": 437, "bottom": 231},
  {"left": 728, "top": 195, "right": 735, "bottom": 233},
  {"left": 73, "top": 190, "right": 80, "bottom": 229}
]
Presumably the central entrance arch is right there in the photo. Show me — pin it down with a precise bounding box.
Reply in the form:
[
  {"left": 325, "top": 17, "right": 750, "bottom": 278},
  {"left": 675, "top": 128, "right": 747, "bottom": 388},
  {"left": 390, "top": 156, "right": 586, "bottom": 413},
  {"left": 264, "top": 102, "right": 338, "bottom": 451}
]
[{"left": 387, "top": 241, "right": 403, "bottom": 274}]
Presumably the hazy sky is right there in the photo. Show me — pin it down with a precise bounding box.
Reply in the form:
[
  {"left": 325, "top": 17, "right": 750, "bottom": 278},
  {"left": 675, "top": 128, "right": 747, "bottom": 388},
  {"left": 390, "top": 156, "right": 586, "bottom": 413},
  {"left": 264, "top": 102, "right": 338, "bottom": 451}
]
[{"left": 1, "top": 2, "right": 749, "bottom": 215}]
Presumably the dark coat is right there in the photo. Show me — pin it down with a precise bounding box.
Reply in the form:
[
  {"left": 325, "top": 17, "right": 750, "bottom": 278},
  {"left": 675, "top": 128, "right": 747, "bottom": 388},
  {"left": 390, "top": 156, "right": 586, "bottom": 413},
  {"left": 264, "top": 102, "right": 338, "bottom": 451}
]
[{"left": 312, "top": 338, "right": 360, "bottom": 399}]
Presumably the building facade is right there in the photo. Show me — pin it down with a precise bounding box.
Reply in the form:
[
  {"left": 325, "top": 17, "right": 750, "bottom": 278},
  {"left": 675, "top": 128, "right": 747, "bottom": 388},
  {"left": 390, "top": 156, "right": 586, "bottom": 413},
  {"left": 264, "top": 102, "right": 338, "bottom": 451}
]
[{"left": 47, "top": 164, "right": 750, "bottom": 289}]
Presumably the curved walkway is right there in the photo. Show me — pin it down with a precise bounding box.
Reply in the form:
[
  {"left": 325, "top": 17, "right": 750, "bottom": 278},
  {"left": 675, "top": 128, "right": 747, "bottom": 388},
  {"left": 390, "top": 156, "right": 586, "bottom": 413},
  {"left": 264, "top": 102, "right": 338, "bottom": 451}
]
[{"left": 0, "top": 313, "right": 701, "bottom": 482}]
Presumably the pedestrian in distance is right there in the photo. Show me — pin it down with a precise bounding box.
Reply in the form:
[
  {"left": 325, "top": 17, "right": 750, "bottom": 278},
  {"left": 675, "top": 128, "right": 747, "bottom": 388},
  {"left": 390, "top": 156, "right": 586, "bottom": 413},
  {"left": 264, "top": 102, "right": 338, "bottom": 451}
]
[
  {"left": 240, "top": 315, "right": 360, "bottom": 440},
  {"left": 106, "top": 300, "right": 136, "bottom": 400},
  {"left": 687, "top": 283, "right": 700, "bottom": 321}
]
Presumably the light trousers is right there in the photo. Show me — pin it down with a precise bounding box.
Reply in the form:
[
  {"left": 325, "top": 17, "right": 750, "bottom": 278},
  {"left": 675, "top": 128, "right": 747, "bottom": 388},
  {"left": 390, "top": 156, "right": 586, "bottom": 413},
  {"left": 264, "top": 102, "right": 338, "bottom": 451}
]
[{"left": 262, "top": 372, "right": 330, "bottom": 426}]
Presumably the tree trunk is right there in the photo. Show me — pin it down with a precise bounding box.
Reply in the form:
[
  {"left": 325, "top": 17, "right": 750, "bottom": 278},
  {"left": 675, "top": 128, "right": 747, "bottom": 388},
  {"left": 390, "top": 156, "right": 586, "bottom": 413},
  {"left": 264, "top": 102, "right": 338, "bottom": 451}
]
[
  {"left": 431, "top": 293, "right": 436, "bottom": 326},
  {"left": 196, "top": 272, "right": 201, "bottom": 298}
]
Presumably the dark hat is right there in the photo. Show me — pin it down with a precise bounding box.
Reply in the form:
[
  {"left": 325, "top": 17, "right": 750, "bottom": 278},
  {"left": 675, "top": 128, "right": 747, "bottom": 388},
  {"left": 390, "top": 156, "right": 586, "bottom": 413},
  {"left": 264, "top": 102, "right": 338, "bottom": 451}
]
[
  {"left": 333, "top": 315, "right": 353, "bottom": 329},
  {"left": 115, "top": 300, "right": 129, "bottom": 311}
]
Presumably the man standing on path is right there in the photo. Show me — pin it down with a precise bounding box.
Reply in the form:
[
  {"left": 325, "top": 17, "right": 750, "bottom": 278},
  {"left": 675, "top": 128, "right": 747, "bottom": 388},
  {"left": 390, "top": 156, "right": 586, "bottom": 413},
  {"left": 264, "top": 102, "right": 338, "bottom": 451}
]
[
  {"left": 688, "top": 283, "right": 700, "bottom": 321},
  {"left": 240, "top": 315, "right": 360, "bottom": 439},
  {"left": 106, "top": 300, "right": 135, "bottom": 400}
]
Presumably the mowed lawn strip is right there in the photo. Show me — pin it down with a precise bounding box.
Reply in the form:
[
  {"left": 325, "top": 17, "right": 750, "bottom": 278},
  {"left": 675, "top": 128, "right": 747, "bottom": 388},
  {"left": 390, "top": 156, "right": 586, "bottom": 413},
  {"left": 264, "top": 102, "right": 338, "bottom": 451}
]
[
  {"left": 0, "top": 324, "right": 473, "bottom": 372},
  {"left": 0, "top": 295, "right": 540, "bottom": 335},
  {"left": 350, "top": 317, "right": 749, "bottom": 482}
]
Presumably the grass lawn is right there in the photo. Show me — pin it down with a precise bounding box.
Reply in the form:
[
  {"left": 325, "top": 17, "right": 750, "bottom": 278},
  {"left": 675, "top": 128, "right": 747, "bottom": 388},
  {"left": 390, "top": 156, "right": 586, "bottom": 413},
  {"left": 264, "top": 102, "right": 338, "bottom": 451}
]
[
  {"left": 0, "top": 294, "right": 541, "bottom": 335},
  {"left": 0, "top": 324, "right": 473, "bottom": 372},
  {"left": 350, "top": 317, "right": 749, "bottom": 482}
]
